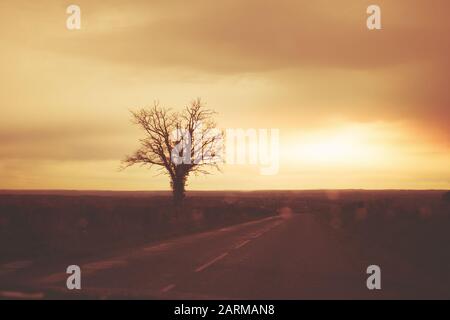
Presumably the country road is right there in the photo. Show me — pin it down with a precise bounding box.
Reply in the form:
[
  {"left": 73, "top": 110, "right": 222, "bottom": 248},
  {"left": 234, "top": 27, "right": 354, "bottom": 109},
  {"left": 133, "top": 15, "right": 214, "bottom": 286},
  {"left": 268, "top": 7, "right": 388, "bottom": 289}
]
[{"left": 1, "top": 213, "right": 447, "bottom": 299}]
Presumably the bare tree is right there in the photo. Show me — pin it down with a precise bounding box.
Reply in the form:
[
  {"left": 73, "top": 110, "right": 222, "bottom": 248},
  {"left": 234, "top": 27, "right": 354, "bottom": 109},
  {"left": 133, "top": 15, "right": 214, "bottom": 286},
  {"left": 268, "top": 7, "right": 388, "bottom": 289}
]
[{"left": 123, "top": 99, "right": 220, "bottom": 207}]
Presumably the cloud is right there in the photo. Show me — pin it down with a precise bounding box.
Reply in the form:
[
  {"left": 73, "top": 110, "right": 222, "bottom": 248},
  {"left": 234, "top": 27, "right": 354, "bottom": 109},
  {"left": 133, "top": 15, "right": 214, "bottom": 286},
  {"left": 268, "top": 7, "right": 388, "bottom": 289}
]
[
  {"left": 0, "top": 0, "right": 448, "bottom": 189},
  {"left": 0, "top": 124, "right": 138, "bottom": 161},
  {"left": 28, "top": 0, "right": 447, "bottom": 138},
  {"left": 37, "top": 0, "right": 448, "bottom": 73}
]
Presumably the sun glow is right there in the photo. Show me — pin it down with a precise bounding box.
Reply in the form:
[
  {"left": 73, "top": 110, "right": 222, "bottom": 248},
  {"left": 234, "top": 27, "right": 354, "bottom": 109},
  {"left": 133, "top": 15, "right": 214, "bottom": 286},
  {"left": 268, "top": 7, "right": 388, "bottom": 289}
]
[{"left": 286, "top": 124, "right": 387, "bottom": 166}]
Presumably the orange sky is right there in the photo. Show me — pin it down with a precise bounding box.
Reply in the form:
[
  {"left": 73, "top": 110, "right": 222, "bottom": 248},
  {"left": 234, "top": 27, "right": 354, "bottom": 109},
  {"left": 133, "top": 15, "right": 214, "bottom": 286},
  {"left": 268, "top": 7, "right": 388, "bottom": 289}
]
[{"left": 0, "top": 0, "right": 449, "bottom": 190}]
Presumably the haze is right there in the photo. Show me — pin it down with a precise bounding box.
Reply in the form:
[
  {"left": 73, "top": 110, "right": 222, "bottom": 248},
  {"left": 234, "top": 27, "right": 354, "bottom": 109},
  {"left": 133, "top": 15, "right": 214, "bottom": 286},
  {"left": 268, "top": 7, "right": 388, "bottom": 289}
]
[{"left": 0, "top": 0, "right": 449, "bottom": 190}]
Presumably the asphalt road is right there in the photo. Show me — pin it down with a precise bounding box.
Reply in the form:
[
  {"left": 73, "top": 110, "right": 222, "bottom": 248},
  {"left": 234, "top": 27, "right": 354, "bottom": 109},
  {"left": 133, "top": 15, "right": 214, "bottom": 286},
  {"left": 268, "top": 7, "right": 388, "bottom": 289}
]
[{"left": 1, "top": 213, "right": 447, "bottom": 299}]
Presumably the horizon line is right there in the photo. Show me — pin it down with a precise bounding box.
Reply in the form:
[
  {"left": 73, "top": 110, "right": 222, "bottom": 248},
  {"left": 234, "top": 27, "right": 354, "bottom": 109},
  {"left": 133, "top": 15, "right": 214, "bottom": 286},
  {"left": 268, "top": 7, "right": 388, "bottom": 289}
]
[{"left": 0, "top": 188, "right": 448, "bottom": 193}]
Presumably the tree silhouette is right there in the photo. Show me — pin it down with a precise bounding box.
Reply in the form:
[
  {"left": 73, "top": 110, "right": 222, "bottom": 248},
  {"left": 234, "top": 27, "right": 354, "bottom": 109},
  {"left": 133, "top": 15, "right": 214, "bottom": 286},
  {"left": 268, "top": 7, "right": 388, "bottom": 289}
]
[{"left": 123, "top": 99, "right": 220, "bottom": 207}]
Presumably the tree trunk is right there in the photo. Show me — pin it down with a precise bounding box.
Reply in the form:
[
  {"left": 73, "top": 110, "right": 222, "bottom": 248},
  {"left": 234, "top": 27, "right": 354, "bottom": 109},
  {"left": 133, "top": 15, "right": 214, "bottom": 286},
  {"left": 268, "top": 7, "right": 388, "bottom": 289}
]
[{"left": 171, "top": 175, "right": 186, "bottom": 208}]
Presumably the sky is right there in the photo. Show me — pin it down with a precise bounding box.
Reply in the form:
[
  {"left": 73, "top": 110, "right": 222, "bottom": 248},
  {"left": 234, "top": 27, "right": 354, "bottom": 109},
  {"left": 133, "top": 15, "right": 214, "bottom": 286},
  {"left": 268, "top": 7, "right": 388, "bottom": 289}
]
[{"left": 0, "top": 0, "right": 449, "bottom": 190}]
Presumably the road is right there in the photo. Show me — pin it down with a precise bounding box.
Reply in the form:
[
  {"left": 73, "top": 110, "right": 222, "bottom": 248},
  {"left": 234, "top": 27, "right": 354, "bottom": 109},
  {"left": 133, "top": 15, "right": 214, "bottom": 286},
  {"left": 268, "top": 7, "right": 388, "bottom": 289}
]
[{"left": 0, "top": 213, "right": 446, "bottom": 299}]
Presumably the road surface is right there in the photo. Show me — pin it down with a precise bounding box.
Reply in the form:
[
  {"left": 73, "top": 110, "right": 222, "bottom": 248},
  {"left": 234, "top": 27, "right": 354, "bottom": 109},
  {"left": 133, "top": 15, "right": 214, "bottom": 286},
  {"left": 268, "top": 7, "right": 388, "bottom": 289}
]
[{"left": 0, "top": 213, "right": 447, "bottom": 299}]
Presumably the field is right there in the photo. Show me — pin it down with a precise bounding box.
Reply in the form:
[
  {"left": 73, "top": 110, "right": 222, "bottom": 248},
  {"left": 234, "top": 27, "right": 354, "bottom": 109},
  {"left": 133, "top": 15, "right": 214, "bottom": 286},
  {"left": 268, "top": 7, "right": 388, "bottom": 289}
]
[
  {"left": 0, "top": 190, "right": 278, "bottom": 262},
  {"left": 1, "top": 190, "right": 449, "bottom": 299}
]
